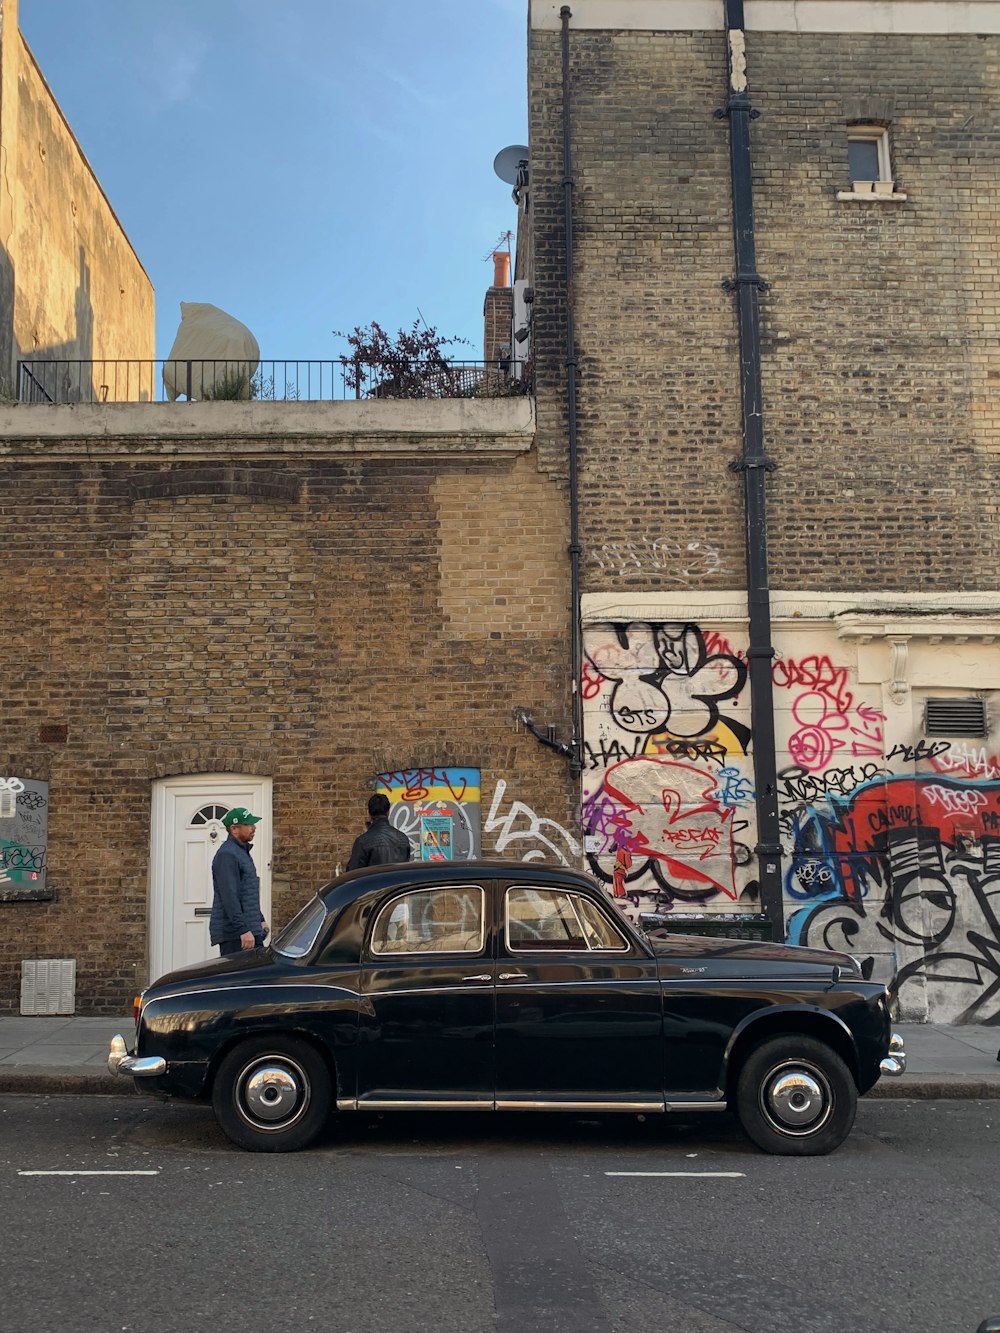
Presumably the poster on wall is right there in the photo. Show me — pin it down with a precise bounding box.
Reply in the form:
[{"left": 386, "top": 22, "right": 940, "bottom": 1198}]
[
  {"left": 0, "top": 777, "right": 49, "bottom": 893},
  {"left": 376, "top": 768, "right": 480, "bottom": 860},
  {"left": 419, "top": 813, "right": 454, "bottom": 861}
]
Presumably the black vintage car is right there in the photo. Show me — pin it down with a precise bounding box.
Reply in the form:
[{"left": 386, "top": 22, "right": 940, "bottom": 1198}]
[{"left": 109, "top": 860, "right": 905, "bottom": 1154}]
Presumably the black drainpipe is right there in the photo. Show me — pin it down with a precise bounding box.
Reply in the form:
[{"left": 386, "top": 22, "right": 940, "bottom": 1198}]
[
  {"left": 561, "top": 4, "right": 584, "bottom": 780},
  {"left": 716, "top": 0, "right": 784, "bottom": 934}
]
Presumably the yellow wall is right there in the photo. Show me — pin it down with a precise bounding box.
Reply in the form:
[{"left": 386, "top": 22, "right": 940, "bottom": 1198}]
[{"left": 0, "top": 0, "right": 153, "bottom": 396}]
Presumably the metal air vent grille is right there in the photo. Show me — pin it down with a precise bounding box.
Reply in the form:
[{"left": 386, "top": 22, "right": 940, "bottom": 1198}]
[
  {"left": 924, "top": 697, "right": 988, "bottom": 738},
  {"left": 20, "top": 958, "right": 76, "bottom": 1014}
]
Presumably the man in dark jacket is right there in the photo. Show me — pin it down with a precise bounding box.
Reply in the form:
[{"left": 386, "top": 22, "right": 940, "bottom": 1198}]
[
  {"left": 210, "top": 806, "right": 268, "bottom": 955},
  {"left": 346, "top": 793, "right": 411, "bottom": 870}
]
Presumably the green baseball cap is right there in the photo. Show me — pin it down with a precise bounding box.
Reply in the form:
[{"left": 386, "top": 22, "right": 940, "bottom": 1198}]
[{"left": 222, "top": 806, "right": 261, "bottom": 828}]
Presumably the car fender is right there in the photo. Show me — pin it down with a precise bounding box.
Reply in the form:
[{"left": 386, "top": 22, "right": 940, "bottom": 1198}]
[
  {"left": 139, "top": 982, "right": 363, "bottom": 1098},
  {"left": 722, "top": 1003, "right": 860, "bottom": 1090}
]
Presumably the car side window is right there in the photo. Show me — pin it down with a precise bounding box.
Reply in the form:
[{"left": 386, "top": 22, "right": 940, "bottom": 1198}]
[
  {"left": 574, "top": 895, "right": 629, "bottom": 950},
  {"left": 370, "top": 886, "right": 485, "bottom": 955},
  {"left": 506, "top": 887, "right": 628, "bottom": 952}
]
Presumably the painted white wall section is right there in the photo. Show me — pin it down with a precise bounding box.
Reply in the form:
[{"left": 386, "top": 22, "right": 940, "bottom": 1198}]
[
  {"left": 530, "top": 0, "right": 1000, "bottom": 33},
  {"left": 580, "top": 591, "right": 1000, "bottom": 1024}
]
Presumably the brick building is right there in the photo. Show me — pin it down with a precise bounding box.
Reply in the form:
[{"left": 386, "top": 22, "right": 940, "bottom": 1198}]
[
  {"left": 0, "top": 399, "right": 580, "bottom": 1012},
  {"left": 523, "top": 0, "right": 1000, "bottom": 1022},
  {"left": 6, "top": 0, "right": 1000, "bottom": 1026},
  {"left": 0, "top": 0, "right": 153, "bottom": 397}
]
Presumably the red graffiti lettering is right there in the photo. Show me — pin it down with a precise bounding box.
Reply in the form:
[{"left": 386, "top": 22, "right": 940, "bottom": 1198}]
[{"left": 773, "top": 654, "right": 854, "bottom": 713}]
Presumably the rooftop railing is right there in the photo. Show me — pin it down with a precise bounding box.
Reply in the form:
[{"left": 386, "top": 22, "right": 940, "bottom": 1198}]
[{"left": 15, "top": 357, "right": 533, "bottom": 405}]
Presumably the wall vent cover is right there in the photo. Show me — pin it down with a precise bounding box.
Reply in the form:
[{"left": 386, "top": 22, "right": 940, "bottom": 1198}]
[
  {"left": 20, "top": 958, "right": 76, "bottom": 1015},
  {"left": 924, "top": 697, "right": 988, "bottom": 738}
]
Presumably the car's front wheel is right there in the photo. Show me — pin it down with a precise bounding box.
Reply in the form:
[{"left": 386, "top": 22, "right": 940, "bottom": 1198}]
[
  {"left": 734, "top": 1034, "right": 857, "bottom": 1156},
  {"left": 211, "top": 1036, "right": 332, "bottom": 1152}
]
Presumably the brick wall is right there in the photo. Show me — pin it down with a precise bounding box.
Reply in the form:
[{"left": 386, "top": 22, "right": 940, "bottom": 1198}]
[
  {"left": 484, "top": 285, "right": 514, "bottom": 364},
  {"left": 528, "top": 23, "right": 1000, "bottom": 594},
  {"left": 0, "top": 418, "right": 578, "bottom": 1012},
  {"left": 526, "top": 13, "right": 1000, "bottom": 1022}
]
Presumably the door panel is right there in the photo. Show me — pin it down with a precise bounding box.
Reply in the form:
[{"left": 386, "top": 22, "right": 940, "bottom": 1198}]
[
  {"left": 356, "top": 883, "right": 495, "bottom": 1105},
  {"left": 494, "top": 886, "right": 664, "bottom": 1107},
  {"left": 357, "top": 960, "right": 495, "bottom": 1105}
]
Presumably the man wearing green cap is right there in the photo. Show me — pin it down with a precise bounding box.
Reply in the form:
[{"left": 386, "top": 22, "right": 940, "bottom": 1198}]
[{"left": 210, "top": 807, "right": 268, "bottom": 955}]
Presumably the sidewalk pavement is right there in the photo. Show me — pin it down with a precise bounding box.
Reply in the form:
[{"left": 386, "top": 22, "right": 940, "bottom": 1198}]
[{"left": 0, "top": 1016, "right": 997, "bottom": 1099}]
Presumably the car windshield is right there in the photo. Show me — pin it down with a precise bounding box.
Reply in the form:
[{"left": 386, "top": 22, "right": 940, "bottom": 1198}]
[{"left": 271, "top": 896, "right": 327, "bottom": 959}]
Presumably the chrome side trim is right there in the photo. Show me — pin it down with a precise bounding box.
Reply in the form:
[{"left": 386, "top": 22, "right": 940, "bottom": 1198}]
[
  {"left": 665, "top": 1100, "right": 727, "bottom": 1113},
  {"left": 493, "top": 978, "right": 661, "bottom": 988},
  {"left": 361, "top": 978, "right": 661, "bottom": 1000},
  {"left": 144, "top": 981, "right": 362, "bottom": 1006},
  {"left": 496, "top": 1098, "right": 664, "bottom": 1112},
  {"left": 363, "top": 985, "right": 500, "bottom": 999},
  {"left": 334, "top": 1095, "right": 725, "bottom": 1114},
  {"left": 356, "top": 1099, "right": 495, "bottom": 1111}
]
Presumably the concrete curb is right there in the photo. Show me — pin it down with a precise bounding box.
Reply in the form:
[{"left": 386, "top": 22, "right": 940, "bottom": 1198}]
[
  {"left": 0, "top": 1068, "right": 130, "bottom": 1096},
  {"left": 1, "top": 1070, "right": 999, "bottom": 1100},
  {"left": 868, "top": 1076, "right": 1000, "bottom": 1101}
]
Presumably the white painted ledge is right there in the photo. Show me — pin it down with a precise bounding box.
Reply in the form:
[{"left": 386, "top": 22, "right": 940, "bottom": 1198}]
[
  {"left": 0, "top": 397, "right": 536, "bottom": 459},
  {"left": 836, "top": 190, "right": 908, "bottom": 202},
  {"left": 582, "top": 590, "right": 1000, "bottom": 633},
  {"left": 530, "top": 1, "right": 1000, "bottom": 34}
]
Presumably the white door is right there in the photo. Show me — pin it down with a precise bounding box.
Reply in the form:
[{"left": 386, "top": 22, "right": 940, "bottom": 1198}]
[{"left": 149, "top": 775, "right": 272, "bottom": 982}]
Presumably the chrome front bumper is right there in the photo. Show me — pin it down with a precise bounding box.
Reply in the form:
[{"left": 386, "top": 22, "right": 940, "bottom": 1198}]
[
  {"left": 108, "top": 1033, "right": 166, "bottom": 1078},
  {"left": 879, "top": 1031, "right": 906, "bottom": 1077}
]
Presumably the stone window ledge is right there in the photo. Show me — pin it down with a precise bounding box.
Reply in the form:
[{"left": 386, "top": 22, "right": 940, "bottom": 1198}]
[
  {"left": 0, "top": 887, "right": 56, "bottom": 904},
  {"left": 836, "top": 189, "right": 907, "bottom": 202}
]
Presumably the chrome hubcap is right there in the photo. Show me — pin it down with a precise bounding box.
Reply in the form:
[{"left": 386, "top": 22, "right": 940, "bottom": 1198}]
[
  {"left": 762, "top": 1064, "right": 830, "bottom": 1135},
  {"left": 239, "top": 1058, "right": 309, "bottom": 1128}
]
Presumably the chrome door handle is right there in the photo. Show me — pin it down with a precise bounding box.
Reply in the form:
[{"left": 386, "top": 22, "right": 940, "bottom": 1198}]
[
  {"left": 462, "top": 974, "right": 491, "bottom": 983},
  {"left": 499, "top": 972, "right": 528, "bottom": 981}
]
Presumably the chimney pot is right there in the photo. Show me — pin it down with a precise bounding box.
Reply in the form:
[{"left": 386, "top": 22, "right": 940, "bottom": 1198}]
[{"left": 492, "top": 251, "right": 511, "bottom": 288}]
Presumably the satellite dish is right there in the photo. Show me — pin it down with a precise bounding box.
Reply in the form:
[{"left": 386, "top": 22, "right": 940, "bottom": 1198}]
[{"left": 493, "top": 144, "right": 529, "bottom": 185}]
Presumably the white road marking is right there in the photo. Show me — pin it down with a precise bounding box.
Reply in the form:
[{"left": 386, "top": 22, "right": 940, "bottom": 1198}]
[
  {"left": 18, "top": 1169, "right": 160, "bottom": 1176},
  {"left": 604, "top": 1170, "right": 745, "bottom": 1178}
]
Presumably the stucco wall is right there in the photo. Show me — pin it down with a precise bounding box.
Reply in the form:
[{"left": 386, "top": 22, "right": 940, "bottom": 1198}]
[
  {"left": 581, "top": 591, "right": 1000, "bottom": 1024},
  {"left": 0, "top": 0, "right": 153, "bottom": 396}
]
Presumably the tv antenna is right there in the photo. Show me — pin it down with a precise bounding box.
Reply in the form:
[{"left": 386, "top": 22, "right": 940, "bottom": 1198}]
[{"left": 482, "top": 229, "right": 513, "bottom": 263}]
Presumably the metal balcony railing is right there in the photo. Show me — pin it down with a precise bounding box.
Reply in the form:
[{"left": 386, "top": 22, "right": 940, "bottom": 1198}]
[{"left": 15, "top": 358, "right": 533, "bottom": 405}]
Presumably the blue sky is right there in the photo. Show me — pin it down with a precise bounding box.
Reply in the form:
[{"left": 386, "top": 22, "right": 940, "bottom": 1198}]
[{"left": 20, "top": 0, "right": 527, "bottom": 362}]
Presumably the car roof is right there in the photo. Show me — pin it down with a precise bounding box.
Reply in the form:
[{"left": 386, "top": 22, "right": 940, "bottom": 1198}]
[{"left": 317, "top": 858, "right": 600, "bottom": 908}]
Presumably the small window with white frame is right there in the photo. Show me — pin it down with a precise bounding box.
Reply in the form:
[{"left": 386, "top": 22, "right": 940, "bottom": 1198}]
[{"left": 846, "top": 124, "right": 893, "bottom": 195}]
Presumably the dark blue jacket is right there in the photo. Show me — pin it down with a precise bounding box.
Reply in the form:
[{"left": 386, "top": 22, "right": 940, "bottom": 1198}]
[{"left": 210, "top": 834, "right": 264, "bottom": 945}]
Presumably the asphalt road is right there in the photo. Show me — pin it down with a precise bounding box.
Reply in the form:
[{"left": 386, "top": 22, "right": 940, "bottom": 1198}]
[{"left": 1, "top": 1095, "right": 997, "bottom": 1333}]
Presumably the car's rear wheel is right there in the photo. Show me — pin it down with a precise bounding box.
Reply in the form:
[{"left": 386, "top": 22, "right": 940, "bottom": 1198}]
[
  {"left": 734, "top": 1034, "right": 857, "bottom": 1156},
  {"left": 211, "top": 1036, "right": 331, "bottom": 1152}
]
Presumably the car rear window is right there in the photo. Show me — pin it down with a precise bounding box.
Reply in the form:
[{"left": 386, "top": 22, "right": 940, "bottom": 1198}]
[{"left": 370, "top": 886, "right": 485, "bottom": 954}]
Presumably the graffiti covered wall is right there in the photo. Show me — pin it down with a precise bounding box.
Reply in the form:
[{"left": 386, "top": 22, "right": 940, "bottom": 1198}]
[
  {"left": 378, "top": 769, "right": 482, "bottom": 860},
  {"left": 581, "top": 601, "right": 1000, "bottom": 1023},
  {"left": 0, "top": 778, "right": 49, "bottom": 895},
  {"left": 378, "top": 767, "right": 581, "bottom": 867}
]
